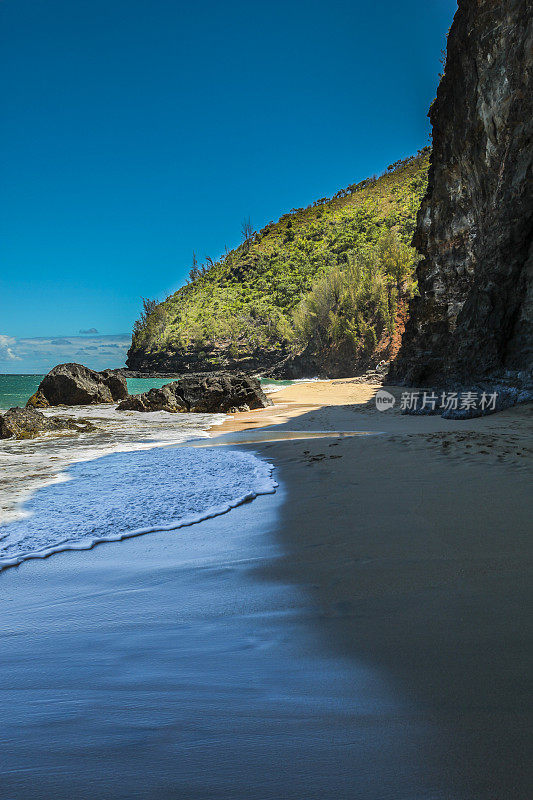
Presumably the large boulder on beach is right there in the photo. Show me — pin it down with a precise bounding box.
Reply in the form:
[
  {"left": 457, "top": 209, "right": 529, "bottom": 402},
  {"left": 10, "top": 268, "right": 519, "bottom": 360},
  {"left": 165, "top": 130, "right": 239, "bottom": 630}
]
[
  {"left": 174, "top": 373, "right": 272, "bottom": 412},
  {"left": 117, "top": 385, "right": 187, "bottom": 412},
  {"left": 0, "top": 406, "right": 94, "bottom": 439},
  {"left": 26, "top": 363, "right": 128, "bottom": 407},
  {"left": 98, "top": 369, "right": 129, "bottom": 401},
  {"left": 117, "top": 372, "right": 271, "bottom": 413}
]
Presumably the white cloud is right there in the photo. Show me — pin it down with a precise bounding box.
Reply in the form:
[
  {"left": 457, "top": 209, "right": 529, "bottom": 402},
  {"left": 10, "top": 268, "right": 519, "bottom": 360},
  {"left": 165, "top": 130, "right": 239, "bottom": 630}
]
[
  {"left": 0, "top": 334, "right": 19, "bottom": 361},
  {"left": 0, "top": 334, "right": 131, "bottom": 373}
]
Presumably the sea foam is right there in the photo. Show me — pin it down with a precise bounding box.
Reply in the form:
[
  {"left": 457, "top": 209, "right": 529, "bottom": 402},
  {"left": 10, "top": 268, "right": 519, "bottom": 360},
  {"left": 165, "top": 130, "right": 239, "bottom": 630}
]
[
  {"left": 0, "top": 402, "right": 226, "bottom": 526},
  {"left": 0, "top": 445, "right": 276, "bottom": 569}
]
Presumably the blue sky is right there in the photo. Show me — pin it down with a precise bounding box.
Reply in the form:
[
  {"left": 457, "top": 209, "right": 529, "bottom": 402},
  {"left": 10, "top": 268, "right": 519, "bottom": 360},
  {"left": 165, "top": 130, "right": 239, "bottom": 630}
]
[{"left": 0, "top": 0, "right": 456, "bottom": 372}]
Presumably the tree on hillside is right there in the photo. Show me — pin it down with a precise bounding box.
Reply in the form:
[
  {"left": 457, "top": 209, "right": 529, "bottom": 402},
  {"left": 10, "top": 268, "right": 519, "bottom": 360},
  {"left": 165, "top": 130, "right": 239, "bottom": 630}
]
[
  {"left": 133, "top": 297, "right": 161, "bottom": 337},
  {"left": 377, "top": 229, "right": 417, "bottom": 291},
  {"left": 241, "top": 216, "right": 254, "bottom": 252},
  {"left": 141, "top": 297, "right": 158, "bottom": 320},
  {"left": 291, "top": 245, "right": 391, "bottom": 359},
  {"left": 189, "top": 252, "right": 200, "bottom": 282}
]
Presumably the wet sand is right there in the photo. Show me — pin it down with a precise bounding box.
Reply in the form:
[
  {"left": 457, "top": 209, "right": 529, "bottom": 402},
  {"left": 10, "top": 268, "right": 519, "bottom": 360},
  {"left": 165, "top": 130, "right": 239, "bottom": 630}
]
[{"left": 1, "top": 380, "right": 532, "bottom": 798}]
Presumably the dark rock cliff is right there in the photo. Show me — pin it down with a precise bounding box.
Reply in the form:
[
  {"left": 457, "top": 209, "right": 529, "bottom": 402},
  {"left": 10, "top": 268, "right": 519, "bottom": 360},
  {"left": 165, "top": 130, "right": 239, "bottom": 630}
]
[
  {"left": 393, "top": 0, "right": 532, "bottom": 386},
  {"left": 125, "top": 342, "right": 286, "bottom": 376}
]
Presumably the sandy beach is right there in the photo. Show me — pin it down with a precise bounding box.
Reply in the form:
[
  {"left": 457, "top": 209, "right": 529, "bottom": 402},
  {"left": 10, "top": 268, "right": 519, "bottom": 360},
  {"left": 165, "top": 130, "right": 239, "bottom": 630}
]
[{"left": 1, "top": 379, "right": 532, "bottom": 799}]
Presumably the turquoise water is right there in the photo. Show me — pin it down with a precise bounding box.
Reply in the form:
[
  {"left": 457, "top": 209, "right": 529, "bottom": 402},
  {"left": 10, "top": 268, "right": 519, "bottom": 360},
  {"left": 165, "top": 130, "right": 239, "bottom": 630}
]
[
  {"left": 0, "top": 375, "right": 185, "bottom": 410},
  {"left": 0, "top": 374, "right": 286, "bottom": 410},
  {"left": 124, "top": 377, "right": 172, "bottom": 397},
  {"left": 0, "top": 375, "right": 44, "bottom": 409},
  {"left": 0, "top": 371, "right": 283, "bottom": 571},
  {"left": 260, "top": 378, "right": 293, "bottom": 390}
]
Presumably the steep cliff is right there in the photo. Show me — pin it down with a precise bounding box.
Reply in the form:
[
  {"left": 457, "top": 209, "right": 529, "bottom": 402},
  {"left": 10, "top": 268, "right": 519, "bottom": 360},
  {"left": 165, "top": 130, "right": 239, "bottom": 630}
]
[{"left": 393, "top": 0, "right": 532, "bottom": 386}]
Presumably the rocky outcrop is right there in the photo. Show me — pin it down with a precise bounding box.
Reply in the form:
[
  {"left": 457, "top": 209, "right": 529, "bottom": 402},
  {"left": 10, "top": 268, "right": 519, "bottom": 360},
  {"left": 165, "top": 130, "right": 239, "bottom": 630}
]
[
  {"left": 126, "top": 342, "right": 286, "bottom": 376},
  {"left": 0, "top": 407, "right": 94, "bottom": 439},
  {"left": 117, "top": 385, "right": 187, "bottom": 413},
  {"left": 117, "top": 373, "right": 272, "bottom": 413},
  {"left": 393, "top": 0, "right": 533, "bottom": 386},
  {"left": 27, "top": 363, "right": 128, "bottom": 407},
  {"left": 98, "top": 369, "right": 129, "bottom": 401}
]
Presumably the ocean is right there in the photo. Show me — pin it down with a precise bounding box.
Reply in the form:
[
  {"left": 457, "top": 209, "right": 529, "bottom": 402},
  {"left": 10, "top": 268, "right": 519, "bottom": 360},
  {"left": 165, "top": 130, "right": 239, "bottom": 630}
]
[
  {"left": 0, "top": 373, "right": 185, "bottom": 410},
  {"left": 0, "top": 373, "right": 277, "bottom": 569},
  {"left": 0, "top": 373, "right": 293, "bottom": 410}
]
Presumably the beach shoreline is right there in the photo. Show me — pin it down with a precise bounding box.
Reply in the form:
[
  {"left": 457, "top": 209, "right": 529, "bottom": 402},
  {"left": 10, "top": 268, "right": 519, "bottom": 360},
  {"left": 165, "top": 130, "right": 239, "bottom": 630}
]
[{"left": 1, "top": 379, "right": 531, "bottom": 798}]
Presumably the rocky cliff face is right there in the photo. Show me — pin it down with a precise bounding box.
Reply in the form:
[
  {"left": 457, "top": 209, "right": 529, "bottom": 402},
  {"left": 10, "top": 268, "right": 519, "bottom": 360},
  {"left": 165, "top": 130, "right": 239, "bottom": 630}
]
[
  {"left": 126, "top": 341, "right": 286, "bottom": 375},
  {"left": 393, "top": 0, "right": 532, "bottom": 386}
]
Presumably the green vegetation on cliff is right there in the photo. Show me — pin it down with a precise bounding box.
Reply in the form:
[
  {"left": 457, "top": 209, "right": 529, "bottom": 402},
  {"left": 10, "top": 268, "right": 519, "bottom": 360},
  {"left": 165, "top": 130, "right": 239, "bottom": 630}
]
[{"left": 128, "top": 148, "right": 430, "bottom": 374}]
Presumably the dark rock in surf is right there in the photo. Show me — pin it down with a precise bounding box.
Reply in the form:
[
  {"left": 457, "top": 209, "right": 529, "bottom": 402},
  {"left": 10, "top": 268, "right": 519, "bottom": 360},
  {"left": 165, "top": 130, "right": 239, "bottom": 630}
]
[
  {"left": 26, "top": 390, "right": 51, "bottom": 409},
  {"left": 117, "top": 385, "right": 187, "bottom": 412},
  {"left": 99, "top": 369, "right": 129, "bottom": 401},
  {"left": 173, "top": 373, "right": 272, "bottom": 413},
  {"left": 26, "top": 363, "right": 128, "bottom": 407},
  {"left": 0, "top": 406, "right": 95, "bottom": 440},
  {"left": 117, "top": 372, "right": 272, "bottom": 413}
]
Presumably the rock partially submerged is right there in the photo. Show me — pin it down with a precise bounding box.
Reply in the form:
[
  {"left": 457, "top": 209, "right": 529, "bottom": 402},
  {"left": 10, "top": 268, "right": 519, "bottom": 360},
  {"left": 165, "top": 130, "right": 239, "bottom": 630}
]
[
  {"left": 27, "top": 363, "right": 128, "bottom": 407},
  {"left": 117, "top": 373, "right": 272, "bottom": 413},
  {"left": 174, "top": 373, "right": 272, "bottom": 413},
  {"left": 98, "top": 369, "right": 129, "bottom": 402},
  {"left": 118, "top": 385, "right": 187, "bottom": 413},
  {"left": 0, "top": 406, "right": 95, "bottom": 440}
]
